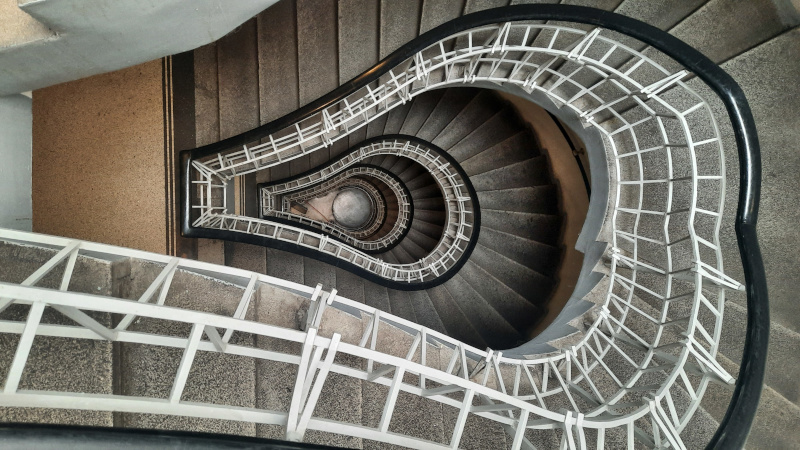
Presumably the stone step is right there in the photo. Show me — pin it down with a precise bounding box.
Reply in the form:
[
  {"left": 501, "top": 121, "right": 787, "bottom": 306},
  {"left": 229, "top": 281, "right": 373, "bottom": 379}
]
[
  {"left": 432, "top": 90, "right": 505, "bottom": 151},
  {"left": 406, "top": 290, "right": 447, "bottom": 334},
  {"left": 0, "top": 242, "right": 119, "bottom": 427},
  {"left": 425, "top": 285, "right": 489, "bottom": 349},
  {"left": 447, "top": 107, "right": 525, "bottom": 163},
  {"left": 416, "top": 87, "right": 483, "bottom": 142},
  {"left": 480, "top": 209, "right": 561, "bottom": 247},
  {"left": 386, "top": 288, "right": 417, "bottom": 323},
  {"left": 478, "top": 227, "right": 560, "bottom": 278},
  {"left": 442, "top": 274, "right": 523, "bottom": 349},
  {"left": 363, "top": 280, "right": 392, "bottom": 313},
  {"left": 468, "top": 244, "right": 556, "bottom": 306},
  {"left": 477, "top": 185, "right": 559, "bottom": 215},
  {"left": 470, "top": 155, "right": 552, "bottom": 192},
  {"left": 399, "top": 89, "right": 446, "bottom": 136},
  {"left": 460, "top": 131, "right": 540, "bottom": 177}
]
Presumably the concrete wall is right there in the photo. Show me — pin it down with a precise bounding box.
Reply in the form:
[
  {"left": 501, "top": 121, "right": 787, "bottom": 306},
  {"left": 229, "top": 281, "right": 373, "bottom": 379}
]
[
  {"left": 0, "top": 0, "right": 279, "bottom": 96},
  {"left": 0, "top": 94, "right": 32, "bottom": 231}
]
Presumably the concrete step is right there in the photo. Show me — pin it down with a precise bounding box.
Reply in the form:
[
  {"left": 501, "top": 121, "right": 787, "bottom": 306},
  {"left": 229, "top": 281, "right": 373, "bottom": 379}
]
[
  {"left": 267, "top": 248, "right": 304, "bottom": 284},
  {"left": 304, "top": 257, "right": 336, "bottom": 290},
  {"left": 399, "top": 235, "right": 428, "bottom": 261},
  {"left": 432, "top": 90, "right": 504, "bottom": 151},
  {"left": 420, "top": 0, "right": 466, "bottom": 34},
  {"left": 383, "top": 100, "right": 414, "bottom": 135},
  {"left": 458, "top": 260, "right": 544, "bottom": 335},
  {"left": 409, "top": 182, "right": 442, "bottom": 200},
  {"left": 256, "top": 0, "right": 299, "bottom": 181},
  {"left": 413, "top": 210, "right": 446, "bottom": 227},
  {"left": 0, "top": 242, "right": 118, "bottom": 427},
  {"left": 416, "top": 88, "right": 483, "bottom": 142},
  {"left": 477, "top": 185, "right": 559, "bottom": 215},
  {"left": 399, "top": 89, "right": 446, "bottom": 136},
  {"left": 405, "top": 227, "right": 439, "bottom": 253},
  {"left": 379, "top": 0, "right": 423, "bottom": 59},
  {"left": 425, "top": 285, "right": 489, "bottom": 349},
  {"left": 468, "top": 244, "right": 555, "bottom": 306},
  {"left": 363, "top": 280, "right": 392, "bottom": 313},
  {"left": 118, "top": 260, "right": 257, "bottom": 436},
  {"left": 447, "top": 107, "right": 525, "bottom": 163},
  {"left": 478, "top": 227, "right": 561, "bottom": 277},
  {"left": 406, "top": 290, "right": 447, "bottom": 334},
  {"left": 480, "top": 209, "right": 561, "bottom": 247},
  {"left": 411, "top": 218, "right": 446, "bottom": 241},
  {"left": 442, "top": 274, "right": 523, "bottom": 349},
  {"left": 386, "top": 288, "right": 417, "bottom": 323},
  {"left": 460, "top": 131, "right": 540, "bottom": 177},
  {"left": 470, "top": 156, "right": 551, "bottom": 192},
  {"left": 390, "top": 242, "right": 417, "bottom": 265},
  {"left": 334, "top": 266, "right": 367, "bottom": 304}
]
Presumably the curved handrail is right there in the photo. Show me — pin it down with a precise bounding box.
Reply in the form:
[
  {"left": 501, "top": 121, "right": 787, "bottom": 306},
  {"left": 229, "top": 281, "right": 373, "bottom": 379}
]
[{"left": 179, "top": 5, "right": 768, "bottom": 448}]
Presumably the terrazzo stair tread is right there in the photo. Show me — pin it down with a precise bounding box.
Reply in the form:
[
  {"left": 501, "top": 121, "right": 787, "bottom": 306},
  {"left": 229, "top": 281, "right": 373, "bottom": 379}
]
[
  {"left": 296, "top": 0, "right": 338, "bottom": 173},
  {"left": 412, "top": 218, "right": 446, "bottom": 241},
  {"left": 442, "top": 274, "right": 523, "bottom": 349},
  {"left": 425, "top": 285, "right": 489, "bottom": 349},
  {"left": 387, "top": 155, "right": 415, "bottom": 176},
  {"left": 390, "top": 243, "right": 417, "bottom": 265},
  {"left": 442, "top": 401, "right": 508, "bottom": 450},
  {"left": 0, "top": 244, "right": 115, "bottom": 427},
  {"left": 334, "top": 266, "right": 367, "bottom": 304},
  {"left": 464, "top": 0, "right": 511, "bottom": 14},
  {"left": 256, "top": 0, "right": 299, "bottom": 182},
  {"left": 469, "top": 244, "right": 555, "bottom": 306},
  {"left": 414, "top": 210, "right": 446, "bottom": 226},
  {"left": 378, "top": 155, "right": 400, "bottom": 170},
  {"left": 614, "top": 0, "right": 709, "bottom": 34},
  {"left": 379, "top": 0, "right": 423, "bottom": 59},
  {"left": 420, "top": 0, "right": 466, "bottom": 34},
  {"left": 477, "top": 186, "right": 559, "bottom": 215},
  {"left": 405, "top": 227, "right": 439, "bottom": 252},
  {"left": 480, "top": 209, "right": 561, "bottom": 246},
  {"left": 405, "top": 171, "right": 438, "bottom": 191},
  {"left": 458, "top": 260, "right": 544, "bottom": 334},
  {"left": 304, "top": 257, "right": 336, "bottom": 290},
  {"left": 397, "top": 161, "right": 426, "bottom": 184},
  {"left": 416, "top": 87, "right": 483, "bottom": 142},
  {"left": 382, "top": 101, "right": 415, "bottom": 135},
  {"left": 446, "top": 107, "right": 524, "bottom": 163},
  {"left": 381, "top": 251, "right": 401, "bottom": 265},
  {"left": 398, "top": 89, "right": 446, "bottom": 136},
  {"left": 460, "top": 131, "right": 540, "bottom": 177},
  {"left": 398, "top": 235, "right": 428, "bottom": 261},
  {"left": 431, "top": 90, "right": 505, "bottom": 151},
  {"left": 338, "top": 0, "right": 379, "bottom": 89},
  {"left": 365, "top": 109, "right": 390, "bottom": 140},
  {"left": 363, "top": 280, "right": 392, "bottom": 313},
  {"left": 406, "top": 290, "right": 447, "bottom": 334},
  {"left": 361, "top": 385, "right": 446, "bottom": 450},
  {"left": 413, "top": 197, "right": 446, "bottom": 211},
  {"left": 216, "top": 17, "right": 262, "bottom": 224},
  {"left": 224, "top": 242, "right": 267, "bottom": 274},
  {"left": 267, "top": 248, "right": 304, "bottom": 284},
  {"left": 409, "top": 183, "right": 442, "bottom": 200},
  {"left": 386, "top": 288, "right": 417, "bottom": 323},
  {"left": 479, "top": 227, "right": 560, "bottom": 277},
  {"left": 469, "top": 156, "right": 551, "bottom": 192},
  {"left": 119, "top": 260, "right": 256, "bottom": 436}
]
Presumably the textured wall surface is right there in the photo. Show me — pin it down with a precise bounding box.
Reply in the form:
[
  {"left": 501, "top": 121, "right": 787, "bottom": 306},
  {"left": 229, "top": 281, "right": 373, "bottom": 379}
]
[
  {"left": 0, "top": 94, "right": 33, "bottom": 231},
  {"left": 32, "top": 60, "right": 167, "bottom": 254}
]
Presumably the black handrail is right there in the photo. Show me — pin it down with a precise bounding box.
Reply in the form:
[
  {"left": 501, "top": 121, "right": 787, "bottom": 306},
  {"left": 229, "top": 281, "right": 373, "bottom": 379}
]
[{"left": 181, "top": 5, "right": 768, "bottom": 447}]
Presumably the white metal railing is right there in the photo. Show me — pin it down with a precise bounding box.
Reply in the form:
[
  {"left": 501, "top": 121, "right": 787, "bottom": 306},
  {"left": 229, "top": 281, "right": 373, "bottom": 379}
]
[
  {"left": 0, "top": 223, "right": 739, "bottom": 449},
  {"left": 194, "top": 138, "right": 476, "bottom": 282},
  {"left": 261, "top": 166, "right": 409, "bottom": 248},
  {"left": 181, "top": 20, "right": 749, "bottom": 447}
]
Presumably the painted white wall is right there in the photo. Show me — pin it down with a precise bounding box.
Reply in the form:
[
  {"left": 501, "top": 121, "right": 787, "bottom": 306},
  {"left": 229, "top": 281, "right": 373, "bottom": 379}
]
[
  {"left": 0, "top": 94, "right": 32, "bottom": 231},
  {"left": 0, "top": 0, "right": 279, "bottom": 96}
]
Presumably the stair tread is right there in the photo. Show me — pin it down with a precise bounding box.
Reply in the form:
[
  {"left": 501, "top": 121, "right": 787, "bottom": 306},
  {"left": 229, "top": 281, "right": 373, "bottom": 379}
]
[
  {"left": 478, "top": 227, "right": 561, "bottom": 277},
  {"left": 469, "top": 244, "right": 556, "bottom": 305},
  {"left": 363, "top": 280, "right": 392, "bottom": 313},
  {"left": 415, "top": 88, "right": 481, "bottom": 142},
  {"left": 386, "top": 288, "right": 417, "bottom": 323},
  {"left": 480, "top": 209, "right": 561, "bottom": 246},
  {"left": 470, "top": 155, "right": 551, "bottom": 192},
  {"left": 432, "top": 90, "right": 504, "bottom": 151},
  {"left": 447, "top": 107, "right": 524, "bottom": 163},
  {"left": 399, "top": 90, "right": 445, "bottom": 136},
  {"left": 425, "top": 285, "right": 489, "bottom": 349},
  {"left": 406, "top": 290, "right": 447, "bottom": 334},
  {"left": 477, "top": 186, "right": 559, "bottom": 215},
  {"left": 442, "top": 274, "right": 523, "bottom": 349}
]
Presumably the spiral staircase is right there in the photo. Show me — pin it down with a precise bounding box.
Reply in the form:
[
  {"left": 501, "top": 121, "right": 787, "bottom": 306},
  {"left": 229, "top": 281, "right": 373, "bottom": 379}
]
[{"left": 2, "top": 0, "right": 797, "bottom": 448}]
